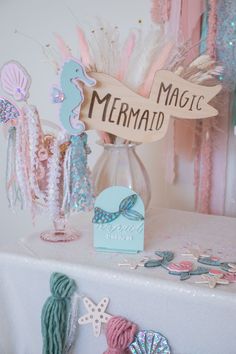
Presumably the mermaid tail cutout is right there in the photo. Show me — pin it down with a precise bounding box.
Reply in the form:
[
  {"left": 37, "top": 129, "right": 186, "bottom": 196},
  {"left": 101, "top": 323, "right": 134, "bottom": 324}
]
[{"left": 93, "top": 194, "right": 144, "bottom": 224}]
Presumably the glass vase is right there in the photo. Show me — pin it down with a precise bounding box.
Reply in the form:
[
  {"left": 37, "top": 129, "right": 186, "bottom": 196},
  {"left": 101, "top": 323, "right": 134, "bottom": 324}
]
[
  {"left": 40, "top": 212, "right": 80, "bottom": 242},
  {"left": 92, "top": 143, "right": 151, "bottom": 209}
]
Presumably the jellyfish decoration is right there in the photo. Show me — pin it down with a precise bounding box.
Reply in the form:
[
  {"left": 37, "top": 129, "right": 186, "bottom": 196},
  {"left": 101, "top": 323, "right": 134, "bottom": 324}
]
[
  {"left": 0, "top": 60, "right": 95, "bottom": 241},
  {"left": 128, "top": 330, "right": 171, "bottom": 354}
]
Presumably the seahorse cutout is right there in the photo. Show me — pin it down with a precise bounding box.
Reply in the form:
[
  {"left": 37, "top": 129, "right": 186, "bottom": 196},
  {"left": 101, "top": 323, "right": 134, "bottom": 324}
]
[{"left": 59, "top": 59, "right": 96, "bottom": 135}]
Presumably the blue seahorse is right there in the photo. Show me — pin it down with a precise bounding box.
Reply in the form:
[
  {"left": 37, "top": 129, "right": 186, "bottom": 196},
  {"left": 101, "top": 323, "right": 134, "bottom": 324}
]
[{"left": 54, "top": 59, "right": 96, "bottom": 135}]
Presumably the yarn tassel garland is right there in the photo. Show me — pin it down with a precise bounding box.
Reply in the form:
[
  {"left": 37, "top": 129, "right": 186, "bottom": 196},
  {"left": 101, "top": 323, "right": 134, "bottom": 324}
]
[
  {"left": 104, "top": 316, "right": 137, "bottom": 354},
  {"left": 41, "top": 272, "right": 77, "bottom": 354}
]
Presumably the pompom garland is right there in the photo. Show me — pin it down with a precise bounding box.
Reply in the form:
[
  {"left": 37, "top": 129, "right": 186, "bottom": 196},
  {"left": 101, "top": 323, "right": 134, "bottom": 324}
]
[{"left": 104, "top": 316, "right": 138, "bottom": 354}]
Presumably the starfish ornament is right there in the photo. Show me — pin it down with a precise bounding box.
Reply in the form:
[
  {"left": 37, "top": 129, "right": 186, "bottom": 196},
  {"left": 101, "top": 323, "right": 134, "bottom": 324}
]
[
  {"left": 181, "top": 247, "right": 209, "bottom": 259},
  {"left": 227, "top": 263, "right": 236, "bottom": 273},
  {"left": 195, "top": 274, "right": 229, "bottom": 288},
  {"left": 118, "top": 256, "right": 149, "bottom": 270},
  {"left": 78, "top": 296, "right": 112, "bottom": 337}
]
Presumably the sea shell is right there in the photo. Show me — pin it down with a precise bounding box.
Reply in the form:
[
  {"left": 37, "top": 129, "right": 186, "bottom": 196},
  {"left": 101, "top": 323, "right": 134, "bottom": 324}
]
[
  {"left": 0, "top": 97, "right": 19, "bottom": 123},
  {"left": 128, "top": 330, "right": 171, "bottom": 354},
  {"left": 0, "top": 61, "right": 31, "bottom": 101}
]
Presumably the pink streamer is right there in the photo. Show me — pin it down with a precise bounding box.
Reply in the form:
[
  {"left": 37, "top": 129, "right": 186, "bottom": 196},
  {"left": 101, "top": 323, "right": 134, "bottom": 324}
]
[
  {"left": 165, "top": 119, "right": 176, "bottom": 184},
  {"left": 167, "top": 0, "right": 182, "bottom": 41},
  {"left": 199, "top": 120, "right": 213, "bottom": 214},
  {"left": 162, "top": 0, "right": 181, "bottom": 185},
  {"left": 210, "top": 93, "right": 230, "bottom": 215},
  {"left": 180, "top": 0, "right": 205, "bottom": 43},
  {"left": 197, "top": 0, "right": 217, "bottom": 214},
  {"left": 194, "top": 121, "right": 202, "bottom": 210},
  {"left": 175, "top": 0, "right": 204, "bottom": 161}
]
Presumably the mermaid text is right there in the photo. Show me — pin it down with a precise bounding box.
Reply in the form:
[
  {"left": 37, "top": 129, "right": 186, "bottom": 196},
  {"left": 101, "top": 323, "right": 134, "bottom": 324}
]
[
  {"left": 81, "top": 70, "right": 221, "bottom": 143},
  {"left": 88, "top": 90, "right": 165, "bottom": 132},
  {"left": 97, "top": 223, "right": 144, "bottom": 233}
]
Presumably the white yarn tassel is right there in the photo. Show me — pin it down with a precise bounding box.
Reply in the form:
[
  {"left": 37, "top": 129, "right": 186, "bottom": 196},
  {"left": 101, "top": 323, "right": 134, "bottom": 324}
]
[
  {"left": 64, "top": 292, "right": 80, "bottom": 354},
  {"left": 15, "top": 117, "right": 31, "bottom": 209},
  {"left": 23, "top": 105, "right": 44, "bottom": 201},
  {"left": 6, "top": 127, "right": 22, "bottom": 209}
]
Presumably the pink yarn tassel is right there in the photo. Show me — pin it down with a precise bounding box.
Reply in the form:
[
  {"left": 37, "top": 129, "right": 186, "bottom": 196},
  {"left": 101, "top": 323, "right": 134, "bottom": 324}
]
[{"left": 104, "top": 316, "right": 137, "bottom": 354}]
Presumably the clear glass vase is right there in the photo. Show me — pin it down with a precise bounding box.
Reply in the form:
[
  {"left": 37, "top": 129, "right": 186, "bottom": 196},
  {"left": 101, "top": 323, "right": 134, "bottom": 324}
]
[
  {"left": 92, "top": 143, "right": 151, "bottom": 209},
  {"left": 40, "top": 212, "right": 80, "bottom": 242}
]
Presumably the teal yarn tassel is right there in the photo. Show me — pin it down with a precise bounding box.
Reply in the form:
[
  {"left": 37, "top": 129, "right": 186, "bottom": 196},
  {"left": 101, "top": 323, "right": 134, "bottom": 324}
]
[{"left": 41, "top": 273, "right": 77, "bottom": 354}]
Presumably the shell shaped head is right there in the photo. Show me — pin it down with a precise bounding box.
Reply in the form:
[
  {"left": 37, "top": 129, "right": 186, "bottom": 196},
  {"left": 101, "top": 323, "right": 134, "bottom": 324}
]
[{"left": 0, "top": 61, "right": 31, "bottom": 102}]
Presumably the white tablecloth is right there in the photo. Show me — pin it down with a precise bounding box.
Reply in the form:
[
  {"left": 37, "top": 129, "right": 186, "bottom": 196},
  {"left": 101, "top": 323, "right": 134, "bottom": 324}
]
[{"left": 0, "top": 208, "right": 235, "bottom": 354}]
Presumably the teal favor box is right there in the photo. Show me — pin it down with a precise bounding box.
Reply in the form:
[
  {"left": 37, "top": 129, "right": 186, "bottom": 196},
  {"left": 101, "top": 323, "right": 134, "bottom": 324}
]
[{"left": 93, "top": 186, "right": 145, "bottom": 253}]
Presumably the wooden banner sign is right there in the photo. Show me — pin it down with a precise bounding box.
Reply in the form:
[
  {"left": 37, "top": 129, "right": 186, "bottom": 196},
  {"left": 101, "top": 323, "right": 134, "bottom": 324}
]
[{"left": 80, "top": 70, "right": 222, "bottom": 143}]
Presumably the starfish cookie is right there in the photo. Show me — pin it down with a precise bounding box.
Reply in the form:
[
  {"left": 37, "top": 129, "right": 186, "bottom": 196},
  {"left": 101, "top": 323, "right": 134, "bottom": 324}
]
[{"left": 78, "top": 297, "right": 112, "bottom": 337}]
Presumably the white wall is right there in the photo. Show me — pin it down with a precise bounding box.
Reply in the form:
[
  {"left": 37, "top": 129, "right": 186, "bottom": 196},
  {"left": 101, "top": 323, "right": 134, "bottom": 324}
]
[{"left": 0, "top": 0, "right": 195, "bottom": 238}]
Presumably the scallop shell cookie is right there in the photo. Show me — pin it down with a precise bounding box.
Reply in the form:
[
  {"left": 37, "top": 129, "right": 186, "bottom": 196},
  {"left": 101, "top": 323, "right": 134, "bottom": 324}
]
[{"left": 129, "top": 330, "right": 171, "bottom": 354}]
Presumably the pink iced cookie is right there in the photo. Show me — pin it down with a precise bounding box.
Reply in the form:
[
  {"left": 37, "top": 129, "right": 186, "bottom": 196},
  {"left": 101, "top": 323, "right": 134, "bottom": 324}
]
[
  {"left": 209, "top": 269, "right": 224, "bottom": 277},
  {"left": 167, "top": 261, "right": 193, "bottom": 273},
  {"left": 224, "top": 273, "right": 236, "bottom": 283}
]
